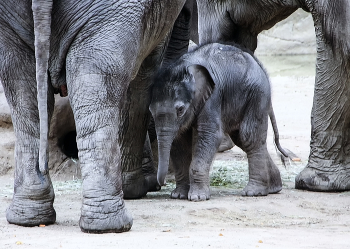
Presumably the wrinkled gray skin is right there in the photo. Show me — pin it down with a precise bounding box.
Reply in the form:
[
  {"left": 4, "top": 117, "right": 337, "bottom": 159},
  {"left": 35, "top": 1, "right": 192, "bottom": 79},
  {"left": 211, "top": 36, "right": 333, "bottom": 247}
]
[
  {"left": 0, "top": 0, "right": 195, "bottom": 233},
  {"left": 197, "top": 0, "right": 350, "bottom": 192},
  {"left": 150, "top": 43, "right": 291, "bottom": 200}
]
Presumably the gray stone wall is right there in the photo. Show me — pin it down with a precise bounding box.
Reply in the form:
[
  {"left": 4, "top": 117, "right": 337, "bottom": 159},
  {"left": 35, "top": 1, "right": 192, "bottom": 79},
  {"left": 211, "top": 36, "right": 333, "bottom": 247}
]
[{"left": 255, "top": 9, "right": 316, "bottom": 55}]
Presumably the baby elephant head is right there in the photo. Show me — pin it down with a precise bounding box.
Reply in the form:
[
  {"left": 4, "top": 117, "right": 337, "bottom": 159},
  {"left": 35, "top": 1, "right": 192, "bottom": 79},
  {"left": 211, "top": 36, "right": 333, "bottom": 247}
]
[{"left": 149, "top": 64, "right": 215, "bottom": 185}]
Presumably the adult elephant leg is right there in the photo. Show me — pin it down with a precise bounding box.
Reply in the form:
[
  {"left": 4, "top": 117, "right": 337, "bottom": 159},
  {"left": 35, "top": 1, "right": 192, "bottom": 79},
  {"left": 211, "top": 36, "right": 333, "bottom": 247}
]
[
  {"left": 66, "top": 58, "right": 133, "bottom": 234},
  {"left": 295, "top": 45, "right": 350, "bottom": 191},
  {"left": 121, "top": 39, "right": 169, "bottom": 199},
  {"left": 3, "top": 51, "right": 56, "bottom": 226},
  {"left": 295, "top": 1, "right": 350, "bottom": 191},
  {"left": 141, "top": 133, "right": 160, "bottom": 192},
  {"left": 135, "top": 0, "right": 196, "bottom": 195},
  {"left": 162, "top": 0, "right": 197, "bottom": 67}
]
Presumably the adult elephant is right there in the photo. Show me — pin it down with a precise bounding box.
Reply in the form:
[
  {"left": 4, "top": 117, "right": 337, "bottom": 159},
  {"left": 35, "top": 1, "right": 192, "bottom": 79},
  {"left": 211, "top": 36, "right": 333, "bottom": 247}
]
[
  {"left": 0, "top": 0, "right": 197, "bottom": 233},
  {"left": 196, "top": 0, "right": 350, "bottom": 192}
]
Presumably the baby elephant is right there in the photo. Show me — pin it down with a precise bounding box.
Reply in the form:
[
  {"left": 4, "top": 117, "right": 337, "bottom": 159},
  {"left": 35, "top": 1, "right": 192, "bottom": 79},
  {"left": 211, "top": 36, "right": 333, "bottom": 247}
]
[{"left": 149, "top": 43, "right": 292, "bottom": 201}]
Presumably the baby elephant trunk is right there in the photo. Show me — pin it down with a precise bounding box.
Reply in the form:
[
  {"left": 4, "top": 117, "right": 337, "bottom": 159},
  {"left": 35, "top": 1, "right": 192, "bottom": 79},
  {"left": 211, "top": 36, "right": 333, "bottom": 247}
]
[{"left": 156, "top": 128, "right": 176, "bottom": 186}]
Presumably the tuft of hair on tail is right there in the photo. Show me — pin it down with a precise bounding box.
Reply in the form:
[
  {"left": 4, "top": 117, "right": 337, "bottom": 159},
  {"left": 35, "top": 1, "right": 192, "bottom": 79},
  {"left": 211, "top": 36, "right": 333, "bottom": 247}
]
[{"left": 274, "top": 141, "right": 301, "bottom": 168}]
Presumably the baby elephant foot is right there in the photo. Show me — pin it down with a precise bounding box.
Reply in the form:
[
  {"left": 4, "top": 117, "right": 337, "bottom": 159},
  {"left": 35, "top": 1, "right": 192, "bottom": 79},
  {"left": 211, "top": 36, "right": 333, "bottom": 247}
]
[
  {"left": 269, "top": 178, "right": 282, "bottom": 194},
  {"left": 188, "top": 184, "right": 210, "bottom": 201},
  {"left": 242, "top": 182, "right": 269, "bottom": 197},
  {"left": 171, "top": 185, "right": 190, "bottom": 199}
]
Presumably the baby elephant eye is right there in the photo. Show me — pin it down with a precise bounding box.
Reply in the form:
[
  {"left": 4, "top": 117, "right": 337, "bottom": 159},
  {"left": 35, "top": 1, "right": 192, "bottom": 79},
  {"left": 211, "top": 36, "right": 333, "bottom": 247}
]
[{"left": 176, "top": 105, "right": 186, "bottom": 117}]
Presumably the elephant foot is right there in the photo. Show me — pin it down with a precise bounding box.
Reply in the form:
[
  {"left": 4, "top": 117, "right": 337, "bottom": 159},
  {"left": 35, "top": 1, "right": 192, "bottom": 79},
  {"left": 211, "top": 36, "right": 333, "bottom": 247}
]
[
  {"left": 171, "top": 184, "right": 190, "bottom": 199},
  {"left": 269, "top": 182, "right": 282, "bottom": 194},
  {"left": 142, "top": 157, "right": 161, "bottom": 192},
  {"left": 144, "top": 173, "right": 161, "bottom": 192},
  {"left": 218, "top": 134, "right": 234, "bottom": 152},
  {"left": 188, "top": 184, "right": 210, "bottom": 201},
  {"left": 6, "top": 184, "right": 56, "bottom": 226},
  {"left": 295, "top": 166, "right": 350, "bottom": 191},
  {"left": 122, "top": 170, "right": 148, "bottom": 199},
  {"left": 268, "top": 164, "right": 282, "bottom": 194},
  {"left": 79, "top": 193, "right": 133, "bottom": 233},
  {"left": 242, "top": 181, "right": 268, "bottom": 196}
]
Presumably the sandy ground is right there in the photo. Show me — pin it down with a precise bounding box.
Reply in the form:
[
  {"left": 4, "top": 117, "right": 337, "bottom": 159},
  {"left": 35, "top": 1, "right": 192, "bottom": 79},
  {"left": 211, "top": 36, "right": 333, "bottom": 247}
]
[{"left": 1, "top": 55, "right": 350, "bottom": 248}]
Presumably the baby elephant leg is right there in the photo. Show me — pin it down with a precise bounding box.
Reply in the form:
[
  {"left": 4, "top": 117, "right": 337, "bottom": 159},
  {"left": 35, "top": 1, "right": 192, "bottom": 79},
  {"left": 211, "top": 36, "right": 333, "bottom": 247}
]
[
  {"left": 266, "top": 153, "right": 282, "bottom": 194},
  {"left": 170, "top": 129, "right": 192, "bottom": 199},
  {"left": 243, "top": 146, "right": 271, "bottom": 196},
  {"left": 243, "top": 145, "right": 282, "bottom": 196},
  {"left": 188, "top": 126, "right": 221, "bottom": 201}
]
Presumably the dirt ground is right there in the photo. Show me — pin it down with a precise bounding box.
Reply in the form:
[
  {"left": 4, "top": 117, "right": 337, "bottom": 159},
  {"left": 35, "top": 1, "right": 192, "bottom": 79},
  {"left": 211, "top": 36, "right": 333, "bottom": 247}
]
[{"left": 1, "top": 55, "right": 350, "bottom": 248}]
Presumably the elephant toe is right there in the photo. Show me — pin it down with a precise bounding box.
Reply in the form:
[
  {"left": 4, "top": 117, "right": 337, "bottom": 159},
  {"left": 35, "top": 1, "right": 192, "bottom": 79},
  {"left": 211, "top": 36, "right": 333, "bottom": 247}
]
[
  {"left": 242, "top": 182, "right": 268, "bottom": 197},
  {"left": 171, "top": 186, "right": 189, "bottom": 199},
  {"left": 188, "top": 184, "right": 210, "bottom": 201},
  {"left": 188, "top": 193, "right": 210, "bottom": 201}
]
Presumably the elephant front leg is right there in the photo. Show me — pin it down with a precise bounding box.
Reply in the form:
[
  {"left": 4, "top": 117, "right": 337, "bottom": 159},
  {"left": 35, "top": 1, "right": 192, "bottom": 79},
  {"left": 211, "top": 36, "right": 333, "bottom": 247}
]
[
  {"left": 5, "top": 79, "right": 56, "bottom": 226},
  {"left": 120, "top": 83, "right": 154, "bottom": 199},
  {"left": 295, "top": 48, "right": 350, "bottom": 191},
  {"left": 121, "top": 39, "right": 169, "bottom": 198},
  {"left": 189, "top": 125, "right": 221, "bottom": 201},
  {"left": 68, "top": 73, "right": 132, "bottom": 233},
  {"left": 170, "top": 129, "right": 192, "bottom": 199},
  {"left": 141, "top": 132, "right": 161, "bottom": 192}
]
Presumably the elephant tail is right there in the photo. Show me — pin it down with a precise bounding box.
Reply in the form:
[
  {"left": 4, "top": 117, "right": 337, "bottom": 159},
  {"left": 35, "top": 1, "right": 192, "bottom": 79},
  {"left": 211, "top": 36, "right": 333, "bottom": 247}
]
[
  {"left": 32, "top": 0, "right": 53, "bottom": 174},
  {"left": 268, "top": 105, "right": 300, "bottom": 165}
]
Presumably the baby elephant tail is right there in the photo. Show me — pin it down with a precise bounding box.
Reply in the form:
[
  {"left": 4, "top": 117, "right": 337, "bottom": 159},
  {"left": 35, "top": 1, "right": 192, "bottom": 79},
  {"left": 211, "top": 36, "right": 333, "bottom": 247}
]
[{"left": 269, "top": 106, "right": 300, "bottom": 166}]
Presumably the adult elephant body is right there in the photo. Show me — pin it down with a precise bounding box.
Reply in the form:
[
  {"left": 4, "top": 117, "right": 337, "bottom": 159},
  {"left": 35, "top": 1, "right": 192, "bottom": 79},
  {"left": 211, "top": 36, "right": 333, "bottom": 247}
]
[
  {"left": 1, "top": 0, "right": 188, "bottom": 233},
  {"left": 197, "top": 0, "right": 350, "bottom": 192}
]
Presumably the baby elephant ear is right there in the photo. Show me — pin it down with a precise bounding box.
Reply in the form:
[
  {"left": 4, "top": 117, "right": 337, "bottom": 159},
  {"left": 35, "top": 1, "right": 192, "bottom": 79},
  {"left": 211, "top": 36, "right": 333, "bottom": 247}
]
[{"left": 188, "top": 64, "right": 215, "bottom": 112}]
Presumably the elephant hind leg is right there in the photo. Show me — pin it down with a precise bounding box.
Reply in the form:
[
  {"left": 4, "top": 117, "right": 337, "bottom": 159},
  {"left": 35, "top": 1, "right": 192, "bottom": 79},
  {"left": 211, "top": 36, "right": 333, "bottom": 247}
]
[
  {"left": 241, "top": 144, "right": 282, "bottom": 196},
  {"left": 66, "top": 71, "right": 133, "bottom": 233},
  {"left": 241, "top": 146, "right": 270, "bottom": 197},
  {"left": 2, "top": 45, "right": 56, "bottom": 226},
  {"left": 237, "top": 111, "right": 282, "bottom": 196},
  {"left": 266, "top": 154, "right": 282, "bottom": 194}
]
